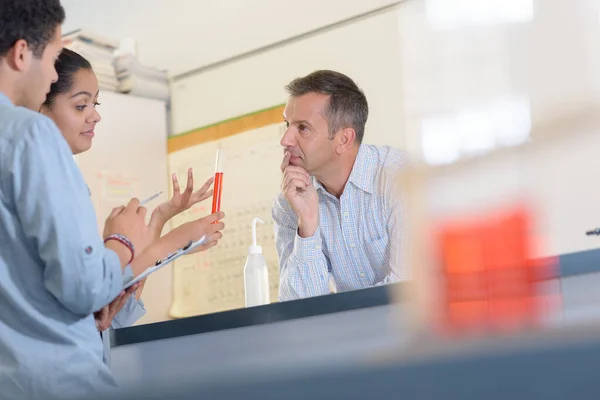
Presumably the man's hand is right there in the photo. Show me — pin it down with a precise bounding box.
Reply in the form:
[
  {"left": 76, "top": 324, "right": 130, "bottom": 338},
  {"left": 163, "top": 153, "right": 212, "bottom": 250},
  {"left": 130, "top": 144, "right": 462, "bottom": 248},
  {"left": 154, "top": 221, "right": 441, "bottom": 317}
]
[
  {"left": 281, "top": 151, "right": 319, "bottom": 237},
  {"left": 94, "top": 283, "right": 140, "bottom": 331}
]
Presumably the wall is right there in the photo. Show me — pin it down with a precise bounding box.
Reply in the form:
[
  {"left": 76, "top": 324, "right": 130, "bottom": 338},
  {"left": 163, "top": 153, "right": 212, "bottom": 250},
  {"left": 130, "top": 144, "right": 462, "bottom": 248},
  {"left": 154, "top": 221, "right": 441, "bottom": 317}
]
[
  {"left": 398, "top": 0, "right": 600, "bottom": 159},
  {"left": 60, "top": 0, "right": 401, "bottom": 75},
  {"left": 170, "top": 5, "right": 405, "bottom": 150}
]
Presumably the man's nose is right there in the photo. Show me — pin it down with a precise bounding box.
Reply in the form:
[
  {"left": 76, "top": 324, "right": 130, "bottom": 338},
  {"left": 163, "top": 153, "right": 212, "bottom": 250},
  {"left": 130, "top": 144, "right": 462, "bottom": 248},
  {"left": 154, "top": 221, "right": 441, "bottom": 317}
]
[{"left": 280, "top": 127, "right": 295, "bottom": 147}]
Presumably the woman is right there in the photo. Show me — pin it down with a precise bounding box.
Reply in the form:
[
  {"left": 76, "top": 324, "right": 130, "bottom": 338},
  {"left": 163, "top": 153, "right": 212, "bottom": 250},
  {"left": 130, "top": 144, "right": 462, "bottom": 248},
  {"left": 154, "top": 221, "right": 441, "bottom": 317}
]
[{"left": 40, "top": 49, "right": 213, "bottom": 334}]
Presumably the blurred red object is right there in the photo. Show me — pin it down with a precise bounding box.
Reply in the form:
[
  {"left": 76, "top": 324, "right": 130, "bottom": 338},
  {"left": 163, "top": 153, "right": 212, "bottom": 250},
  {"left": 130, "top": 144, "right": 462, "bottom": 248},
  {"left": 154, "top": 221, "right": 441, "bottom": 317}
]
[{"left": 437, "top": 205, "right": 559, "bottom": 336}]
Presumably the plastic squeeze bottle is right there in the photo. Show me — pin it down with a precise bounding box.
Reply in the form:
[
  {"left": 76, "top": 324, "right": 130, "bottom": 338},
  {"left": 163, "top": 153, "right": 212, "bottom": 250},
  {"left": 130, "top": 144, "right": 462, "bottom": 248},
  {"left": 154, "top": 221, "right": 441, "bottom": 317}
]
[{"left": 244, "top": 217, "right": 270, "bottom": 307}]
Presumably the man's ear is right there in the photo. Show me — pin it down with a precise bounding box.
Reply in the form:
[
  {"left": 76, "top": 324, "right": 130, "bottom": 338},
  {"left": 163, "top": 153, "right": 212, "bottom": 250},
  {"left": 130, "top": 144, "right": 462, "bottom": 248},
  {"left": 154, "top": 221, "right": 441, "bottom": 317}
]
[
  {"left": 5, "top": 39, "right": 31, "bottom": 72},
  {"left": 335, "top": 127, "right": 357, "bottom": 155}
]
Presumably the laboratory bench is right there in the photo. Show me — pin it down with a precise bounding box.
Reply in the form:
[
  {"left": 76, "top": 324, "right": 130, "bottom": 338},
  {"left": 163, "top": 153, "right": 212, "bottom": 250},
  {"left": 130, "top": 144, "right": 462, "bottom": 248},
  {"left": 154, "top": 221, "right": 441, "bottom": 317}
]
[
  {"left": 101, "top": 321, "right": 600, "bottom": 399},
  {"left": 109, "top": 247, "right": 600, "bottom": 392}
]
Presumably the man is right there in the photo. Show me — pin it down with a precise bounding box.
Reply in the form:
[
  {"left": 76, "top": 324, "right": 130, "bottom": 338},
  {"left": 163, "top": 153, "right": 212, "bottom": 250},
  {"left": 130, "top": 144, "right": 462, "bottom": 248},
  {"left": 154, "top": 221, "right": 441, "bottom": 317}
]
[
  {"left": 0, "top": 1, "right": 145, "bottom": 398},
  {"left": 0, "top": 2, "right": 226, "bottom": 397},
  {"left": 273, "top": 70, "right": 408, "bottom": 301}
]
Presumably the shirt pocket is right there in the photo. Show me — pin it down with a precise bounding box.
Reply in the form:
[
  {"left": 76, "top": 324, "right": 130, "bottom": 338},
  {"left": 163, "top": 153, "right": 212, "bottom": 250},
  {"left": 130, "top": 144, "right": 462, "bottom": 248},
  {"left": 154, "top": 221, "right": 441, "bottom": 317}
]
[{"left": 364, "top": 236, "right": 389, "bottom": 283}]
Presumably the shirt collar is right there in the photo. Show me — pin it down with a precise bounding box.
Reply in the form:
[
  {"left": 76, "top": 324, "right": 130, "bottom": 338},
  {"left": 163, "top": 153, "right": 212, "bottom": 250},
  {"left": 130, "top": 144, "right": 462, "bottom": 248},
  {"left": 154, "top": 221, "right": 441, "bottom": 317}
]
[
  {"left": 347, "top": 144, "right": 374, "bottom": 194},
  {"left": 313, "top": 144, "right": 374, "bottom": 195},
  {"left": 0, "top": 92, "right": 13, "bottom": 107}
]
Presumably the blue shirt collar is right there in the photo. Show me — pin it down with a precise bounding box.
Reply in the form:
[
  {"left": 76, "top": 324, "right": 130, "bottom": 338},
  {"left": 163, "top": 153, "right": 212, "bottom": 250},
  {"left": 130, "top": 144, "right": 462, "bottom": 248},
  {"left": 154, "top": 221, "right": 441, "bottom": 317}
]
[
  {"left": 313, "top": 144, "right": 374, "bottom": 195},
  {"left": 346, "top": 145, "right": 374, "bottom": 194},
  {"left": 0, "top": 92, "right": 13, "bottom": 107}
]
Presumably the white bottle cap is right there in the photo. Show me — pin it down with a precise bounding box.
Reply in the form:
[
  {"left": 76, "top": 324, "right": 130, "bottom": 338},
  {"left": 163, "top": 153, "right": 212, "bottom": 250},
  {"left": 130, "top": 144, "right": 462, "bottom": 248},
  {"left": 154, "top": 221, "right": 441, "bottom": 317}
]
[{"left": 248, "top": 245, "right": 263, "bottom": 254}]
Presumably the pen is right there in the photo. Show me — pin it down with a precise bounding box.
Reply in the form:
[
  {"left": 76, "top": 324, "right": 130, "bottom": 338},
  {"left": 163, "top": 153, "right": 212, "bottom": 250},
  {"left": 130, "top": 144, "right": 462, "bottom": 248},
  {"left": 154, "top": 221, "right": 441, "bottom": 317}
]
[{"left": 140, "top": 191, "right": 163, "bottom": 206}]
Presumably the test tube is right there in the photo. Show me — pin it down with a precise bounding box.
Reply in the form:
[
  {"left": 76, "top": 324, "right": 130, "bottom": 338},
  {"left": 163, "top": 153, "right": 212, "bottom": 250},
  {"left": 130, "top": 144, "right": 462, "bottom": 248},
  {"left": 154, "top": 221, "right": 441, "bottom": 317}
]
[{"left": 211, "top": 149, "right": 224, "bottom": 219}]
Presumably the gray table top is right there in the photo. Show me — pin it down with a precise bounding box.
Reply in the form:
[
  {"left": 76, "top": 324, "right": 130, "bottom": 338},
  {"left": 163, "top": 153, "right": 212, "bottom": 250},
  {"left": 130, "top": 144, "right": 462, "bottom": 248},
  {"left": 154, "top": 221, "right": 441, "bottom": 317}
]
[{"left": 111, "top": 246, "right": 600, "bottom": 348}]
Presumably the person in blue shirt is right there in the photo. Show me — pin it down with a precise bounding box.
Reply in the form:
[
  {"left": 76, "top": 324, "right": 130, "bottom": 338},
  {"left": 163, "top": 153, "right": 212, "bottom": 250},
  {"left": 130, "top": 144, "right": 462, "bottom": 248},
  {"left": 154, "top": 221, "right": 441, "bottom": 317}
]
[
  {"left": 0, "top": 1, "right": 225, "bottom": 398},
  {"left": 273, "top": 70, "right": 408, "bottom": 301},
  {"left": 39, "top": 48, "right": 218, "bottom": 364},
  {"left": 40, "top": 48, "right": 216, "bottom": 330}
]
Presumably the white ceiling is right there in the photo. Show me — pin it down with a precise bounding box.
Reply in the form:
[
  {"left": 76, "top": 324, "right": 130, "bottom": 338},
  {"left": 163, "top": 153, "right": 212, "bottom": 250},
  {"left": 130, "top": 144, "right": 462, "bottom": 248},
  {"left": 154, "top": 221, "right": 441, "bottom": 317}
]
[{"left": 61, "top": 0, "right": 400, "bottom": 76}]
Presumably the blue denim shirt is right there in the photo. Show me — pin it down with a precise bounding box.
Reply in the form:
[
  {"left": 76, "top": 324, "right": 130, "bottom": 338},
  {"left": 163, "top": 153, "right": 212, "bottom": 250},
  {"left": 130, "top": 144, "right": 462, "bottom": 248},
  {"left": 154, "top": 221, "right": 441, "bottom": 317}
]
[{"left": 0, "top": 92, "right": 131, "bottom": 399}]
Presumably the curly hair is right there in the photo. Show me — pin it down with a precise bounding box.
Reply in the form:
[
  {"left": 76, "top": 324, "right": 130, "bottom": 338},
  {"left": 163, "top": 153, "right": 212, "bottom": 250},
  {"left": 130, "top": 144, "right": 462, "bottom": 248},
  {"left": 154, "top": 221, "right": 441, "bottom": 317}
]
[{"left": 0, "top": 0, "right": 65, "bottom": 58}]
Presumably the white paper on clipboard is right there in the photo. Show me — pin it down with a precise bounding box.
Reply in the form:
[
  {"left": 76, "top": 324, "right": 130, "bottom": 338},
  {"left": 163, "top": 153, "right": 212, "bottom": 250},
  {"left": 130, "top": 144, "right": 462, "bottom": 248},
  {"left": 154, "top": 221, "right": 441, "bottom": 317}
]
[{"left": 122, "top": 235, "right": 208, "bottom": 290}]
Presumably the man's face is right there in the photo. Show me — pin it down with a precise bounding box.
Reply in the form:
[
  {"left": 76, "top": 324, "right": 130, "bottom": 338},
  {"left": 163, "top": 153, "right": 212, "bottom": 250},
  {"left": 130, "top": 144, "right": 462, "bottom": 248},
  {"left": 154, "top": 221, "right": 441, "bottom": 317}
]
[
  {"left": 281, "top": 92, "right": 337, "bottom": 175},
  {"left": 21, "top": 26, "right": 62, "bottom": 110}
]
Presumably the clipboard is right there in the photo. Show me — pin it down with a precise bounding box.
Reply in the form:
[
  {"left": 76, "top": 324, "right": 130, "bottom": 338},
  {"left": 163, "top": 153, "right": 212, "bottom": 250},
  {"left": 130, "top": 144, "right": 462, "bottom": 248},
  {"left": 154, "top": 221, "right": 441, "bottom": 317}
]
[{"left": 122, "top": 235, "right": 208, "bottom": 290}]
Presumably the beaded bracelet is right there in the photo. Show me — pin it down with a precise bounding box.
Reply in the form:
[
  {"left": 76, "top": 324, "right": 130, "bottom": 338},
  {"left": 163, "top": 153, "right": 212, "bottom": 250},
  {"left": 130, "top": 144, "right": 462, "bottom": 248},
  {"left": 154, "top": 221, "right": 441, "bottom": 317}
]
[{"left": 104, "top": 233, "right": 135, "bottom": 265}]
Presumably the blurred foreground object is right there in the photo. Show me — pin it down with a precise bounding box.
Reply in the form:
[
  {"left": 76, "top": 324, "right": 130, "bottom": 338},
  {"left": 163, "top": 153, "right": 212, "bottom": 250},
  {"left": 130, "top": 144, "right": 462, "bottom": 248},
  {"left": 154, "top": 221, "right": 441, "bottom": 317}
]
[
  {"left": 395, "top": 106, "right": 600, "bottom": 338},
  {"left": 436, "top": 205, "right": 557, "bottom": 335}
]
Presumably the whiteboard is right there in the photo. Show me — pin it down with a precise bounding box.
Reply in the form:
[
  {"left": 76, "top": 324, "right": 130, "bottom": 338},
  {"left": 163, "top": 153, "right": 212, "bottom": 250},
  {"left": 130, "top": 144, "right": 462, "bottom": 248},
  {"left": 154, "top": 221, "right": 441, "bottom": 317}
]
[
  {"left": 74, "top": 91, "right": 170, "bottom": 325},
  {"left": 168, "top": 121, "right": 284, "bottom": 317}
]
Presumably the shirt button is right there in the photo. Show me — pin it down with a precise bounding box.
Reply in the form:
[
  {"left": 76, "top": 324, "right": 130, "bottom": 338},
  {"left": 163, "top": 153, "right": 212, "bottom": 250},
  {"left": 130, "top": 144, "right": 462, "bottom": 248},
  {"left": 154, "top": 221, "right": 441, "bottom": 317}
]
[
  {"left": 343, "top": 212, "right": 349, "bottom": 217},
  {"left": 360, "top": 272, "right": 365, "bottom": 277},
  {"left": 315, "top": 245, "right": 321, "bottom": 250},
  {"left": 350, "top": 243, "right": 355, "bottom": 248}
]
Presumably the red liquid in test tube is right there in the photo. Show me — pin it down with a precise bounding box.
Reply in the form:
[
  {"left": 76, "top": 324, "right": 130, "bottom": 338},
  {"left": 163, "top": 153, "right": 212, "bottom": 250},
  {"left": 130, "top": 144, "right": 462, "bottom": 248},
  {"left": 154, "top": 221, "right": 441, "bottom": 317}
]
[{"left": 211, "top": 149, "right": 223, "bottom": 221}]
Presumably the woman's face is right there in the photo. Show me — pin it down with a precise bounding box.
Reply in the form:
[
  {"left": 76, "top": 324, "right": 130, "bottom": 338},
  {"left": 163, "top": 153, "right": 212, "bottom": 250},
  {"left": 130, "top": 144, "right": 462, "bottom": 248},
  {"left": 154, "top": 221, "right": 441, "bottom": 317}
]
[{"left": 42, "top": 68, "right": 101, "bottom": 155}]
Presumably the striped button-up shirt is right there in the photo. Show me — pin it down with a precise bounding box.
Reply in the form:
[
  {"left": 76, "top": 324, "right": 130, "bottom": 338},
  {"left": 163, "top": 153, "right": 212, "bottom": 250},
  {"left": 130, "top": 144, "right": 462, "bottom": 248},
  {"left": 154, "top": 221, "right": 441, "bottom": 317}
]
[{"left": 273, "top": 144, "right": 408, "bottom": 301}]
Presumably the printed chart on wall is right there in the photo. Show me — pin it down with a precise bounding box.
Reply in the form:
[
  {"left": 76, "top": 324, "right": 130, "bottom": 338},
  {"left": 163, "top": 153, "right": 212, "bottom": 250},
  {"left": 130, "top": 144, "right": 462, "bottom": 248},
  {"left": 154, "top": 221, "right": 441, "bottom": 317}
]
[
  {"left": 94, "top": 170, "right": 140, "bottom": 224},
  {"left": 167, "top": 105, "right": 286, "bottom": 318}
]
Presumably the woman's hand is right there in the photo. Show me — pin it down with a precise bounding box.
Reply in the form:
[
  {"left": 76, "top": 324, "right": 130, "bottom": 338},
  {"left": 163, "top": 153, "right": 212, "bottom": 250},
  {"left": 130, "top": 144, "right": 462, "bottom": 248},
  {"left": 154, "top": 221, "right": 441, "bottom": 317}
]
[
  {"left": 103, "top": 199, "right": 151, "bottom": 266},
  {"left": 161, "top": 211, "right": 225, "bottom": 254},
  {"left": 129, "top": 212, "right": 225, "bottom": 278},
  {"left": 164, "top": 211, "right": 225, "bottom": 253},
  {"left": 148, "top": 168, "right": 214, "bottom": 237},
  {"left": 94, "top": 283, "right": 140, "bottom": 331}
]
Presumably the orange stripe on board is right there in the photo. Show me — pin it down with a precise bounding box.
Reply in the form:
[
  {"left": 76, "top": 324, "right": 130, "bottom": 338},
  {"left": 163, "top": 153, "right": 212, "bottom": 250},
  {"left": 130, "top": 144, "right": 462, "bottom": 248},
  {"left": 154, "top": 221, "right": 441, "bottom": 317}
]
[{"left": 167, "top": 104, "right": 285, "bottom": 153}]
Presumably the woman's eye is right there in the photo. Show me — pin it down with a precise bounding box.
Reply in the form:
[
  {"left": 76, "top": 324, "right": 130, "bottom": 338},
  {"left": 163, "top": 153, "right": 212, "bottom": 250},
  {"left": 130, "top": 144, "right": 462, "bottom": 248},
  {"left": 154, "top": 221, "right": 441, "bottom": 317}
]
[{"left": 76, "top": 105, "right": 87, "bottom": 111}]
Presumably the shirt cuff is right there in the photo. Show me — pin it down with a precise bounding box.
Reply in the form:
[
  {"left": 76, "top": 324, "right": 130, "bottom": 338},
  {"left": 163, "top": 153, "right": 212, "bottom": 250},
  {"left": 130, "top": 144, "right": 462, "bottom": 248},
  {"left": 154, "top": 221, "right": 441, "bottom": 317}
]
[
  {"left": 136, "top": 296, "right": 146, "bottom": 309},
  {"left": 121, "top": 264, "right": 134, "bottom": 288},
  {"left": 292, "top": 227, "right": 324, "bottom": 262},
  {"left": 111, "top": 296, "right": 147, "bottom": 329}
]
